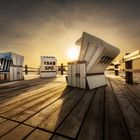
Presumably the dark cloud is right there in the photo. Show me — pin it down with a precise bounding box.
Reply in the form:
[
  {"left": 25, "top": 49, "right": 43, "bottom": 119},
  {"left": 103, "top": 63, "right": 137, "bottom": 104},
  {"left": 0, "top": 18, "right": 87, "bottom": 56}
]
[{"left": 0, "top": 0, "right": 140, "bottom": 66}]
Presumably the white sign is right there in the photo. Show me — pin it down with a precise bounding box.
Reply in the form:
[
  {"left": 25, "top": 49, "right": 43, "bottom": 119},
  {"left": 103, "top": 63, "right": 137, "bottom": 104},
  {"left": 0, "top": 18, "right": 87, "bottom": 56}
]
[{"left": 40, "top": 56, "right": 57, "bottom": 78}]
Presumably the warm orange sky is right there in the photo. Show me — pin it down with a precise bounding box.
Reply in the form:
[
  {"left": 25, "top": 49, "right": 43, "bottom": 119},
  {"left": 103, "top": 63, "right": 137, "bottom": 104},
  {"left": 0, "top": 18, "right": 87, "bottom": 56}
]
[{"left": 0, "top": 0, "right": 140, "bottom": 67}]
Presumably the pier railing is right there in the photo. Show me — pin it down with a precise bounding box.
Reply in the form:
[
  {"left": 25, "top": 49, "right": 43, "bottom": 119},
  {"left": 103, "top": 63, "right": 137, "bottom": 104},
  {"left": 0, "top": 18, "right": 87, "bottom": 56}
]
[{"left": 23, "top": 63, "right": 68, "bottom": 75}]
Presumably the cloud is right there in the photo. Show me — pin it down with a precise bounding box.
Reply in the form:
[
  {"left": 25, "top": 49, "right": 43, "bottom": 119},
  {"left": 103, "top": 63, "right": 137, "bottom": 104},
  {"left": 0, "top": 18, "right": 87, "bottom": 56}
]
[{"left": 0, "top": 0, "right": 140, "bottom": 66}]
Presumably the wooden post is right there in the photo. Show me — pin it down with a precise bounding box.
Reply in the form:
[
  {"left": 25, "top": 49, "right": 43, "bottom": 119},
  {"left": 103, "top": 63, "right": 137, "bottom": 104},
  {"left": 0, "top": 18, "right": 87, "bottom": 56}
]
[
  {"left": 38, "top": 68, "right": 40, "bottom": 74},
  {"left": 60, "top": 63, "right": 64, "bottom": 75},
  {"left": 114, "top": 64, "right": 119, "bottom": 76},
  {"left": 25, "top": 65, "right": 28, "bottom": 75},
  {"left": 125, "top": 60, "right": 133, "bottom": 84}
]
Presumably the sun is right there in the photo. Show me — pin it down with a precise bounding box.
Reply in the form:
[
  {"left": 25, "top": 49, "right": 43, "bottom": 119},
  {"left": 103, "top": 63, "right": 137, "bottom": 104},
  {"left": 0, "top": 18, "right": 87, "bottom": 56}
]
[{"left": 67, "top": 47, "right": 80, "bottom": 61}]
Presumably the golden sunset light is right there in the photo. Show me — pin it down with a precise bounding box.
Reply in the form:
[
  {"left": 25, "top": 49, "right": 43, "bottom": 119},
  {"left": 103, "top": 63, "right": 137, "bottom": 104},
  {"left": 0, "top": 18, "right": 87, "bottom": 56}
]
[
  {"left": 0, "top": 0, "right": 139, "bottom": 67},
  {"left": 0, "top": 1, "right": 140, "bottom": 140},
  {"left": 67, "top": 47, "right": 80, "bottom": 61}
]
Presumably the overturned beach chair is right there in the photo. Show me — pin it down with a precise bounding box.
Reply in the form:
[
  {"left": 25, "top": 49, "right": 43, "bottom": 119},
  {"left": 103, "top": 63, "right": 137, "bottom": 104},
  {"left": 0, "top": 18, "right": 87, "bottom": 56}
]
[{"left": 67, "top": 32, "right": 120, "bottom": 89}]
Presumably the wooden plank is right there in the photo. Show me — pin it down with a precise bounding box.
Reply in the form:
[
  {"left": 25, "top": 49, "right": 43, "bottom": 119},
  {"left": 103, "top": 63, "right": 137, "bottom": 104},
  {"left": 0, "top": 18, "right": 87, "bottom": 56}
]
[
  {"left": 0, "top": 75, "right": 62, "bottom": 91},
  {"left": 24, "top": 89, "right": 84, "bottom": 127},
  {"left": 0, "top": 82, "right": 64, "bottom": 102},
  {"left": 77, "top": 87, "right": 104, "bottom": 140},
  {"left": 125, "top": 84, "right": 140, "bottom": 99},
  {"left": 0, "top": 117, "right": 6, "bottom": 124},
  {"left": 38, "top": 89, "right": 86, "bottom": 132},
  {"left": 0, "top": 86, "right": 67, "bottom": 118},
  {"left": 114, "top": 79, "right": 140, "bottom": 114},
  {"left": 51, "top": 135, "right": 70, "bottom": 140},
  {"left": 0, "top": 83, "right": 65, "bottom": 107},
  {"left": 105, "top": 79, "right": 131, "bottom": 140},
  {"left": 25, "top": 129, "right": 52, "bottom": 140},
  {"left": 0, "top": 77, "right": 55, "bottom": 93},
  {"left": 110, "top": 78, "right": 140, "bottom": 140},
  {"left": 0, "top": 76, "right": 62, "bottom": 93},
  {"left": 0, "top": 124, "right": 33, "bottom": 140},
  {"left": 115, "top": 77, "right": 140, "bottom": 99},
  {"left": 56, "top": 89, "right": 95, "bottom": 139},
  {"left": 0, "top": 84, "right": 65, "bottom": 113},
  {"left": 0, "top": 120, "right": 19, "bottom": 137},
  {"left": 11, "top": 87, "right": 72, "bottom": 122}
]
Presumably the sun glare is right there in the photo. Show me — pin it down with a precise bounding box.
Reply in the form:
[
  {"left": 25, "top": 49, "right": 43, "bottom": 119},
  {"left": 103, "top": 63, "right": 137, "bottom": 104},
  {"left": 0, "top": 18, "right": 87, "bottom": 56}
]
[{"left": 67, "top": 47, "right": 80, "bottom": 61}]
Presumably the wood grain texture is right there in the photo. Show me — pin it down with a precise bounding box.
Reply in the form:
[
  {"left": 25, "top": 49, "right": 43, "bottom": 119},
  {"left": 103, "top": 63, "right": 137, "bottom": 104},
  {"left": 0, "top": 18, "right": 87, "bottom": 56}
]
[
  {"left": 0, "top": 76, "right": 140, "bottom": 140},
  {"left": 51, "top": 134, "right": 70, "bottom": 140},
  {"left": 105, "top": 79, "right": 130, "bottom": 140},
  {"left": 25, "top": 129, "right": 52, "bottom": 140},
  {"left": 0, "top": 124, "right": 33, "bottom": 140},
  {"left": 110, "top": 78, "right": 140, "bottom": 140},
  {"left": 0, "top": 120, "right": 19, "bottom": 137},
  {"left": 38, "top": 89, "right": 85, "bottom": 132},
  {"left": 56, "top": 90, "right": 95, "bottom": 139},
  {"left": 77, "top": 87, "right": 104, "bottom": 140}
]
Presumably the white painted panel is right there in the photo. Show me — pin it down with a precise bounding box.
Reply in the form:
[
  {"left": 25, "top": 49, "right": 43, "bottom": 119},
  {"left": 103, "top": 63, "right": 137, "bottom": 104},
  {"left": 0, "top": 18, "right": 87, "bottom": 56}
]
[
  {"left": 76, "top": 63, "right": 80, "bottom": 88},
  {"left": 40, "top": 56, "right": 57, "bottom": 78},
  {"left": 71, "top": 64, "right": 76, "bottom": 87},
  {"left": 79, "top": 63, "right": 86, "bottom": 77},
  {"left": 87, "top": 46, "right": 104, "bottom": 73},
  {"left": 84, "top": 43, "right": 97, "bottom": 65},
  {"left": 11, "top": 53, "right": 24, "bottom": 66},
  {"left": 87, "top": 74, "right": 107, "bottom": 89},
  {"left": 77, "top": 32, "right": 120, "bottom": 75},
  {"left": 67, "top": 64, "right": 72, "bottom": 86},
  {"left": 79, "top": 63, "right": 86, "bottom": 89},
  {"left": 67, "top": 62, "right": 86, "bottom": 89},
  {"left": 9, "top": 67, "right": 23, "bottom": 81},
  {"left": 40, "top": 72, "right": 57, "bottom": 78},
  {"left": 79, "top": 78, "right": 86, "bottom": 89}
]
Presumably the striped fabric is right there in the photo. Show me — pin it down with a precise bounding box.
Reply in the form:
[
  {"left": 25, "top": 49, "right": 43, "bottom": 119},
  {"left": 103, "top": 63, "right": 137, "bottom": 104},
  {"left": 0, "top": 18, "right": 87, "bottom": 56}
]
[{"left": 0, "top": 58, "right": 13, "bottom": 72}]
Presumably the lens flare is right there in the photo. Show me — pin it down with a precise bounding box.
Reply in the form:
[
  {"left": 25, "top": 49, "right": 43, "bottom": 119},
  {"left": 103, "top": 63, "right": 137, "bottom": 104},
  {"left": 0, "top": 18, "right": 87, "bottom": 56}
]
[{"left": 67, "top": 47, "right": 79, "bottom": 61}]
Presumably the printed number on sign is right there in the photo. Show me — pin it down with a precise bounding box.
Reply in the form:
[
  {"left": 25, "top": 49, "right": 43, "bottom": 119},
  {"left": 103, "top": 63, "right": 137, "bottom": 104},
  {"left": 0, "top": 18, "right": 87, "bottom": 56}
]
[{"left": 45, "top": 66, "right": 54, "bottom": 70}]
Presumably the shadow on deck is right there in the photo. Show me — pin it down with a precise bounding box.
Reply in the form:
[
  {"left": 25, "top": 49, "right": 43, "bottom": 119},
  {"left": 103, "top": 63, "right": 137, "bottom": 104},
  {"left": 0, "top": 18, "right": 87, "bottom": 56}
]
[{"left": 0, "top": 75, "right": 140, "bottom": 140}]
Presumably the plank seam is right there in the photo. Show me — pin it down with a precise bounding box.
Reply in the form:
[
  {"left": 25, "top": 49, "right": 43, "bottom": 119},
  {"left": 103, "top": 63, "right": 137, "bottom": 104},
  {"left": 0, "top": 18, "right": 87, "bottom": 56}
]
[
  {"left": 108, "top": 78, "right": 132, "bottom": 140},
  {"left": 50, "top": 90, "right": 87, "bottom": 139},
  {"left": 114, "top": 79, "right": 140, "bottom": 116},
  {"left": 0, "top": 84, "right": 66, "bottom": 108},
  {"left": 75, "top": 89, "right": 97, "bottom": 139}
]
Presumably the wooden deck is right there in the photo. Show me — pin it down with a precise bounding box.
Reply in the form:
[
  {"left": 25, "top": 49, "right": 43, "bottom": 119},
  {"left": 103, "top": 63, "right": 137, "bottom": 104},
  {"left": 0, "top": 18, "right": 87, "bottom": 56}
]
[{"left": 0, "top": 75, "right": 140, "bottom": 140}]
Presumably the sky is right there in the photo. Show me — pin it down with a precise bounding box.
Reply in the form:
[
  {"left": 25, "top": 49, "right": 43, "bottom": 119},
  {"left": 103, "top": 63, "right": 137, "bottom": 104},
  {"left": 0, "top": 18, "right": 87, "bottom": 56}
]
[{"left": 0, "top": 0, "right": 140, "bottom": 67}]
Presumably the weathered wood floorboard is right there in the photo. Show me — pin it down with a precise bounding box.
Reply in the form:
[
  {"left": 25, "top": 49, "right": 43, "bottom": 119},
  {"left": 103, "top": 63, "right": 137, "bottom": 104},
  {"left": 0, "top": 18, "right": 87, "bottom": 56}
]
[
  {"left": 56, "top": 89, "right": 95, "bottom": 139},
  {"left": 0, "top": 117, "right": 6, "bottom": 124},
  {"left": 125, "top": 84, "right": 140, "bottom": 99},
  {"left": 114, "top": 79, "right": 140, "bottom": 114},
  {"left": 105, "top": 79, "right": 131, "bottom": 140},
  {"left": 0, "top": 76, "right": 140, "bottom": 140},
  {"left": 11, "top": 87, "right": 72, "bottom": 122},
  {"left": 0, "top": 120, "right": 19, "bottom": 137},
  {"left": 110, "top": 78, "right": 140, "bottom": 140},
  {"left": 0, "top": 84, "right": 65, "bottom": 108},
  {"left": 25, "top": 129, "right": 52, "bottom": 140},
  {"left": 38, "top": 89, "right": 86, "bottom": 133},
  {"left": 51, "top": 135, "right": 70, "bottom": 140},
  {"left": 0, "top": 82, "right": 64, "bottom": 103},
  {"left": 0, "top": 124, "right": 33, "bottom": 140},
  {"left": 0, "top": 83, "right": 65, "bottom": 105},
  {"left": 77, "top": 87, "right": 104, "bottom": 140},
  {"left": 115, "top": 78, "right": 140, "bottom": 99},
  {"left": 0, "top": 85, "right": 66, "bottom": 118},
  {"left": 24, "top": 89, "right": 84, "bottom": 127}
]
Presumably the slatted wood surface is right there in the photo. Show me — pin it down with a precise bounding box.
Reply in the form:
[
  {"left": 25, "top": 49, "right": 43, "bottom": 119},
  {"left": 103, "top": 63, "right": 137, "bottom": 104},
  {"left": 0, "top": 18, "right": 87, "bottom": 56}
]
[{"left": 0, "top": 75, "right": 140, "bottom": 140}]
